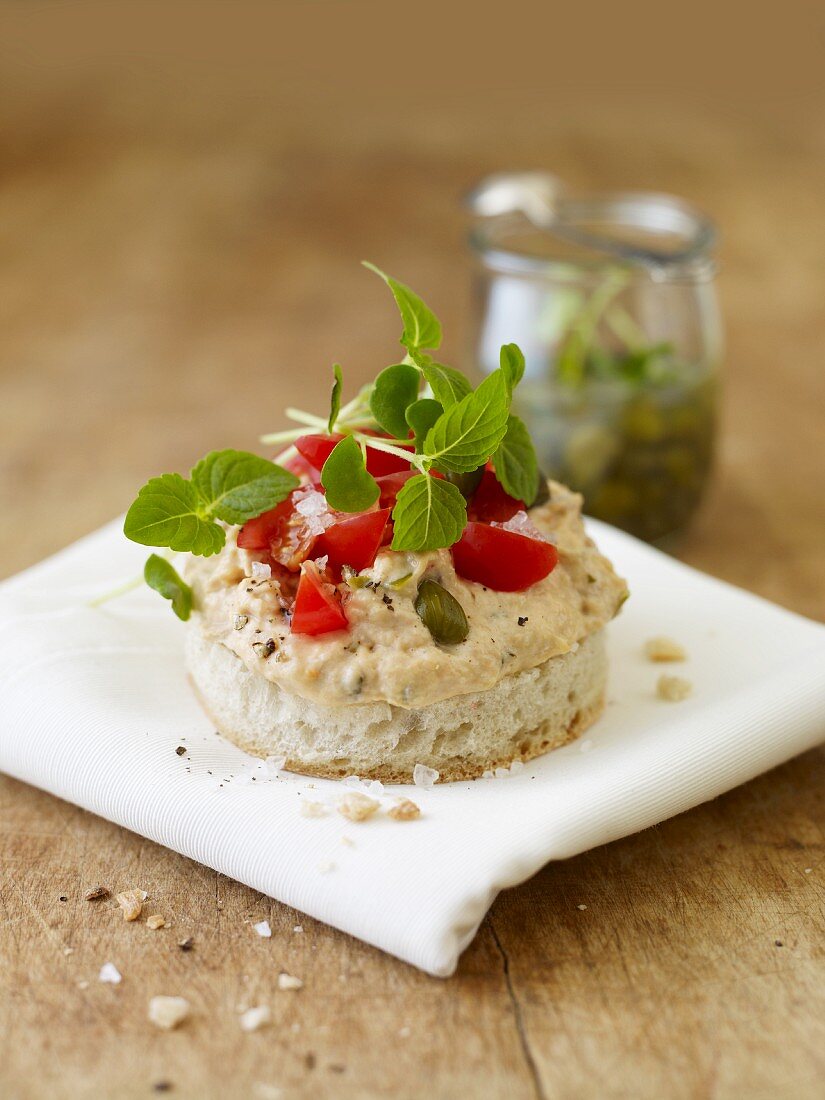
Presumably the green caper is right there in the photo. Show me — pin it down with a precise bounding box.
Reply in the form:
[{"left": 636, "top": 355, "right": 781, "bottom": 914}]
[
  {"left": 414, "top": 579, "right": 469, "bottom": 646},
  {"left": 444, "top": 466, "right": 484, "bottom": 500}
]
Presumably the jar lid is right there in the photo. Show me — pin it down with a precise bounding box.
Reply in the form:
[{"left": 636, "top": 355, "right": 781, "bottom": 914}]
[{"left": 466, "top": 172, "right": 717, "bottom": 279}]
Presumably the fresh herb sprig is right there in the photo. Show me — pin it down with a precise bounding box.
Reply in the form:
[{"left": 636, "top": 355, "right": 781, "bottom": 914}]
[
  {"left": 118, "top": 263, "right": 541, "bottom": 617},
  {"left": 120, "top": 449, "right": 299, "bottom": 619},
  {"left": 262, "top": 263, "right": 539, "bottom": 552}
]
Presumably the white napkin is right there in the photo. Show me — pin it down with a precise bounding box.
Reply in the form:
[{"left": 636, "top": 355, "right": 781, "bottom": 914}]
[{"left": 1, "top": 519, "right": 824, "bottom": 976}]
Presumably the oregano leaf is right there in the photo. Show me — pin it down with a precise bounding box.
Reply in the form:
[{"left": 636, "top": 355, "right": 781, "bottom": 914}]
[
  {"left": 424, "top": 371, "right": 510, "bottom": 473},
  {"left": 492, "top": 414, "right": 539, "bottom": 505},
  {"left": 191, "top": 450, "right": 299, "bottom": 525},
  {"left": 405, "top": 398, "right": 443, "bottom": 452},
  {"left": 363, "top": 262, "right": 442, "bottom": 352},
  {"left": 328, "top": 363, "right": 343, "bottom": 433},
  {"left": 499, "top": 343, "right": 526, "bottom": 391},
  {"left": 124, "top": 474, "right": 225, "bottom": 557},
  {"left": 144, "top": 554, "right": 193, "bottom": 621},
  {"left": 390, "top": 473, "right": 467, "bottom": 552},
  {"left": 321, "top": 435, "right": 380, "bottom": 512},
  {"left": 369, "top": 362, "right": 420, "bottom": 438}
]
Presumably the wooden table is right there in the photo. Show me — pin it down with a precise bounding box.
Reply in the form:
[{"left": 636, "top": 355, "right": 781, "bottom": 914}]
[{"left": 1, "top": 6, "right": 824, "bottom": 1097}]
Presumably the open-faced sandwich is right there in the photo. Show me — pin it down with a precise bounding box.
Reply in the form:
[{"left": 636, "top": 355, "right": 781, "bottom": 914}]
[{"left": 123, "top": 264, "right": 628, "bottom": 782}]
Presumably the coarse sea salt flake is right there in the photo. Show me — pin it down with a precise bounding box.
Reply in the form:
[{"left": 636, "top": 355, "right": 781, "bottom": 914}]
[
  {"left": 413, "top": 764, "right": 439, "bottom": 789},
  {"left": 251, "top": 561, "right": 271, "bottom": 580},
  {"left": 239, "top": 1004, "right": 272, "bottom": 1032},
  {"left": 265, "top": 755, "right": 287, "bottom": 778},
  {"left": 148, "top": 995, "right": 190, "bottom": 1030},
  {"left": 99, "top": 962, "right": 122, "bottom": 984},
  {"left": 253, "top": 920, "right": 272, "bottom": 939},
  {"left": 277, "top": 973, "right": 303, "bottom": 991}
]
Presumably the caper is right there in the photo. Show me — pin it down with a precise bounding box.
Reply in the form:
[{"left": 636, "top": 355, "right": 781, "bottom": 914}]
[
  {"left": 445, "top": 466, "right": 484, "bottom": 500},
  {"left": 414, "top": 579, "right": 469, "bottom": 646}
]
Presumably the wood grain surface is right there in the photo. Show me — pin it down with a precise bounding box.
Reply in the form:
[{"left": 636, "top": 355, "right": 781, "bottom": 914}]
[{"left": 1, "top": 5, "right": 824, "bottom": 1098}]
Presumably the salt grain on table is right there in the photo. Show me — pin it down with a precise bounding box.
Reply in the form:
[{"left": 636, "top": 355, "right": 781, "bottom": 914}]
[
  {"left": 148, "top": 995, "right": 190, "bottom": 1031},
  {"left": 99, "top": 962, "right": 122, "bottom": 984},
  {"left": 253, "top": 920, "right": 272, "bottom": 938},
  {"left": 239, "top": 1005, "right": 272, "bottom": 1032}
]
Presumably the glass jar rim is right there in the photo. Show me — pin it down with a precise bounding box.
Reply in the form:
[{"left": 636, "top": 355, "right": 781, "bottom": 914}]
[{"left": 468, "top": 184, "right": 718, "bottom": 285}]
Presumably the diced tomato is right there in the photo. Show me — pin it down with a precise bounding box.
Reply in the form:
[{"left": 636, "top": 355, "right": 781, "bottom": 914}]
[
  {"left": 451, "top": 522, "right": 558, "bottom": 591},
  {"left": 468, "top": 469, "right": 524, "bottom": 523},
  {"left": 283, "top": 451, "right": 319, "bottom": 482},
  {"left": 295, "top": 433, "right": 414, "bottom": 478},
  {"left": 375, "top": 470, "right": 417, "bottom": 508},
  {"left": 291, "top": 562, "right": 348, "bottom": 635},
  {"left": 314, "top": 508, "right": 390, "bottom": 576},
  {"left": 294, "top": 433, "right": 344, "bottom": 473},
  {"left": 237, "top": 497, "right": 294, "bottom": 550}
]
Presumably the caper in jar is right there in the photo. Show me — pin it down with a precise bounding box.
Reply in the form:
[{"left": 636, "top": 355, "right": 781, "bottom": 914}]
[{"left": 414, "top": 579, "right": 469, "bottom": 646}]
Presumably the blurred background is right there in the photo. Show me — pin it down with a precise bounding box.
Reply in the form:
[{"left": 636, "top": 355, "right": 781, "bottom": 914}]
[{"left": 2, "top": 0, "right": 824, "bottom": 614}]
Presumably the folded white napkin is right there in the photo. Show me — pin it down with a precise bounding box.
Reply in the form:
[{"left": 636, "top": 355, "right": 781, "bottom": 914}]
[{"left": 1, "top": 519, "right": 824, "bottom": 976}]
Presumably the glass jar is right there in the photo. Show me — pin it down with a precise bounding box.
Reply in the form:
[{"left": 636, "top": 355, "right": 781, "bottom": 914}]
[{"left": 467, "top": 174, "right": 723, "bottom": 543}]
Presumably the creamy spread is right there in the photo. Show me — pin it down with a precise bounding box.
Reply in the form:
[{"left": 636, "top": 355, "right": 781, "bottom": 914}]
[{"left": 186, "top": 482, "right": 627, "bottom": 709}]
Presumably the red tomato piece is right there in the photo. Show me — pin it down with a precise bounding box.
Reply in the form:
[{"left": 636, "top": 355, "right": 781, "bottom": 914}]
[
  {"left": 291, "top": 563, "right": 348, "bottom": 635},
  {"left": 468, "top": 469, "right": 524, "bottom": 523},
  {"left": 295, "top": 433, "right": 414, "bottom": 478},
  {"left": 294, "top": 433, "right": 344, "bottom": 472},
  {"left": 451, "top": 522, "right": 558, "bottom": 591},
  {"left": 237, "top": 497, "right": 294, "bottom": 550},
  {"left": 375, "top": 470, "right": 417, "bottom": 508},
  {"left": 314, "top": 508, "right": 390, "bottom": 575}
]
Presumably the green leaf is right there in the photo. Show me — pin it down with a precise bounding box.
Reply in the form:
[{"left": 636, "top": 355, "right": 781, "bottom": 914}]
[
  {"left": 391, "top": 474, "right": 467, "bottom": 552},
  {"left": 414, "top": 353, "right": 473, "bottom": 408},
  {"left": 328, "top": 363, "right": 343, "bottom": 433},
  {"left": 492, "top": 414, "right": 539, "bottom": 505},
  {"left": 363, "top": 262, "right": 442, "bottom": 352},
  {"left": 191, "top": 449, "right": 299, "bottom": 525},
  {"left": 124, "top": 474, "right": 225, "bottom": 557},
  {"left": 321, "top": 435, "right": 380, "bottom": 513},
  {"left": 499, "top": 343, "right": 526, "bottom": 391},
  {"left": 369, "top": 363, "right": 420, "bottom": 438},
  {"left": 144, "top": 554, "right": 193, "bottom": 621},
  {"left": 424, "top": 371, "right": 510, "bottom": 473},
  {"left": 405, "top": 398, "right": 443, "bottom": 452}
]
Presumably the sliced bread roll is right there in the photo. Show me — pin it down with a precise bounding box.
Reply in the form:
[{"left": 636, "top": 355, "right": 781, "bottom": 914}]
[{"left": 185, "top": 622, "right": 607, "bottom": 783}]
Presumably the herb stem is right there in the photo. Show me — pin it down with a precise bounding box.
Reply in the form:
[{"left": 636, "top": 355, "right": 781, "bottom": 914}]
[
  {"left": 284, "top": 407, "right": 329, "bottom": 429},
  {"left": 259, "top": 426, "right": 308, "bottom": 445},
  {"left": 88, "top": 573, "right": 143, "bottom": 608},
  {"left": 352, "top": 432, "right": 424, "bottom": 470}
]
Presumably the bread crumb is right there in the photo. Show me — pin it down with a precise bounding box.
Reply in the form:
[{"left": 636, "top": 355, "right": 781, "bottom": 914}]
[
  {"left": 116, "top": 889, "right": 146, "bottom": 922},
  {"left": 146, "top": 914, "right": 166, "bottom": 930},
  {"left": 148, "top": 995, "right": 190, "bottom": 1030},
  {"left": 388, "top": 798, "right": 421, "bottom": 821},
  {"left": 644, "top": 636, "right": 687, "bottom": 662},
  {"left": 239, "top": 1004, "right": 272, "bottom": 1032},
  {"left": 340, "top": 836, "right": 355, "bottom": 848},
  {"left": 293, "top": 925, "right": 304, "bottom": 934},
  {"left": 277, "top": 973, "right": 303, "bottom": 991},
  {"left": 657, "top": 674, "right": 692, "bottom": 702},
  {"left": 84, "top": 885, "right": 110, "bottom": 901},
  {"left": 337, "top": 792, "right": 379, "bottom": 822},
  {"left": 253, "top": 920, "right": 272, "bottom": 938},
  {"left": 300, "top": 800, "right": 328, "bottom": 818},
  {"left": 317, "top": 859, "right": 336, "bottom": 873},
  {"left": 577, "top": 904, "right": 588, "bottom": 911},
  {"left": 99, "top": 962, "right": 122, "bottom": 984}
]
